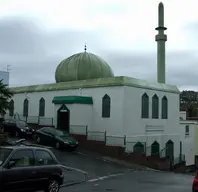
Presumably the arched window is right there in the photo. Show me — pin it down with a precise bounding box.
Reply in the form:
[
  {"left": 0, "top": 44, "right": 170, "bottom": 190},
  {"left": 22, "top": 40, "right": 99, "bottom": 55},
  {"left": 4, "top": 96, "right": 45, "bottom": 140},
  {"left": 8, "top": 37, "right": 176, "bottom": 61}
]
[
  {"left": 161, "top": 96, "right": 168, "bottom": 119},
  {"left": 152, "top": 94, "right": 159, "bottom": 119},
  {"left": 165, "top": 140, "right": 174, "bottom": 158},
  {"left": 9, "top": 99, "right": 14, "bottom": 116},
  {"left": 39, "top": 97, "right": 45, "bottom": 117},
  {"left": 102, "top": 94, "right": 111, "bottom": 118},
  {"left": 141, "top": 93, "right": 149, "bottom": 118},
  {"left": 151, "top": 141, "right": 160, "bottom": 156},
  {"left": 23, "top": 98, "right": 29, "bottom": 117},
  {"left": 133, "top": 142, "right": 145, "bottom": 153}
]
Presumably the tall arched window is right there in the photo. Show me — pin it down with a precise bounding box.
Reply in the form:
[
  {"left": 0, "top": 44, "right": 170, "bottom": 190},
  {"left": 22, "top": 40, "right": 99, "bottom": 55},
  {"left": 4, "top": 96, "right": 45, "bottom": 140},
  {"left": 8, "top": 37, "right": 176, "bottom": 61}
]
[
  {"left": 152, "top": 94, "right": 159, "bottom": 119},
  {"left": 141, "top": 93, "right": 149, "bottom": 118},
  {"left": 9, "top": 99, "right": 14, "bottom": 116},
  {"left": 151, "top": 141, "right": 160, "bottom": 156},
  {"left": 23, "top": 98, "right": 29, "bottom": 117},
  {"left": 102, "top": 94, "right": 111, "bottom": 118},
  {"left": 39, "top": 97, "right": 45, "bottom": 117},
  {"left": 161, "top": 96, "right": 168, "bottom": 119}
]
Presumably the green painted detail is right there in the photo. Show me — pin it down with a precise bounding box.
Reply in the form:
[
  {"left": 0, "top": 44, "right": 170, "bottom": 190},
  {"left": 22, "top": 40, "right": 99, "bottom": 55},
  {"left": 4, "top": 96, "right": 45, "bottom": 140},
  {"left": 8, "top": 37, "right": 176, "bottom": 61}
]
[
  {"left": 10, "top": 76, "right": 180, "bottom": 94},
  {"left": 55, "top": 52, "right": 114, "bottom": 83},
  {"left": 52, "top": 96, "right": 93, "bottom": 104},
  {"left": 151, "top": 141, "right": 160, "bottom": 156},
  {"left": 165, "top": 140, "right": 174, "bottom": 159},
  {"left": 133, "top": 142, "right": 145, "bottom": 153},
  {"left": 57, "top": 104, "right": 70, "bottom": 131}
]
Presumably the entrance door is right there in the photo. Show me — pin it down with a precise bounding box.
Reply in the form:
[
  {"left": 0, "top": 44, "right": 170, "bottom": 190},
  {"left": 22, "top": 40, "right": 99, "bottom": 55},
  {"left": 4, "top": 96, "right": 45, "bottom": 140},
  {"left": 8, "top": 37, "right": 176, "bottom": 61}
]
[{"left": 57, "top": 104, "right": 70, "bottom": 132}]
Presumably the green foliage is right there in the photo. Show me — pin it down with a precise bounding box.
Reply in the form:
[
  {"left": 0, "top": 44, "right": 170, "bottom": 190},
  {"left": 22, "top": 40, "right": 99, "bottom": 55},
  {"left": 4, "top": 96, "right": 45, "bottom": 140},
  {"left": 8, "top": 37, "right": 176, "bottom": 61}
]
[{"left": 0, "top": 79, "right": 13, "bottom": 115}]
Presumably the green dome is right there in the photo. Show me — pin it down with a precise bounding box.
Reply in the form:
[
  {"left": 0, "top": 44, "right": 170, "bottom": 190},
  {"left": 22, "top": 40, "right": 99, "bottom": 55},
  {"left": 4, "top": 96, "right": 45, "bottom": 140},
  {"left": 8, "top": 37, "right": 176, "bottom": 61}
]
[{"left": 55, "top": 51, "right": 114, "bottom": 83}]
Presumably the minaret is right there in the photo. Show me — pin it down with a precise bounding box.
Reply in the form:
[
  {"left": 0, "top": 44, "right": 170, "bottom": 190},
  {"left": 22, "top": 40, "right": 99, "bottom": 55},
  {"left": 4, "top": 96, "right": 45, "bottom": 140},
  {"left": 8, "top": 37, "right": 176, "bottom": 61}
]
[{"left": 155, "top": 2, "right": 167, "bottom": 84}]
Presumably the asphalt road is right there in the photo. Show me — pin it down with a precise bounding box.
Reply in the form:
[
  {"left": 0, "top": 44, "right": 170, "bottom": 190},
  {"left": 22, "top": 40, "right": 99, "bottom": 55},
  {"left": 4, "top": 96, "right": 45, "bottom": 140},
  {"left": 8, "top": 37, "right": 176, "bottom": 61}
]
[
  {"left": 8, "top": 137, "right": 195, "bottom": 192},
  {"left": 53, "top": 150, "right": 194, "bottom": 192},
  {"left": 60, "top": 170, "right": 194, "bottom": 192}
]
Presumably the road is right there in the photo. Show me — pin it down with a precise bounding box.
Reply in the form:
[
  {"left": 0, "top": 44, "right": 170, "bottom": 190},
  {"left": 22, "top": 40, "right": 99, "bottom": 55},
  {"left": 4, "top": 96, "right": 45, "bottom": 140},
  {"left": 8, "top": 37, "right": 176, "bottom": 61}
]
[
  {"left": 9, "top": 137, "right": 194, "bottom": 191},
  {"left": 53, "top": 150, "right": 194, "bottom": 192},
  {"left": 60, "top": 171, "right": 193, "bottom": 192}
]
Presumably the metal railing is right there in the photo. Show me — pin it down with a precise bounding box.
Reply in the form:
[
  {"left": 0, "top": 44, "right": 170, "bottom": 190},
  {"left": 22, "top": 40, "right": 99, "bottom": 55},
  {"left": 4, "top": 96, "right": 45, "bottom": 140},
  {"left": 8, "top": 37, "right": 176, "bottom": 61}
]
[{"left": 11, "top": 113, "right": 54, "bottom": 126}]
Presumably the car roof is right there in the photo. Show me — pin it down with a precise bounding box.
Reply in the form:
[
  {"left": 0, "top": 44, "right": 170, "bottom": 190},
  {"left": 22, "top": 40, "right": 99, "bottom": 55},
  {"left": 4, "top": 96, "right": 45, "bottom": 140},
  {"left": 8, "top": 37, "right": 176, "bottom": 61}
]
[{"left": 0, "top": 145, "right": 51, "bottom": 151}]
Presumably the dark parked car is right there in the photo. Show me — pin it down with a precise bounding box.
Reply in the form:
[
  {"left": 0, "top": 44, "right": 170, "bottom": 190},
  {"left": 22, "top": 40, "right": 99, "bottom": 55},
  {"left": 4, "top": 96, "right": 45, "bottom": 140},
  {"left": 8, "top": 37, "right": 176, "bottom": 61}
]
[
  {"left": 0, "top": 146, "right": 64, "bottom": 192},
  {"left": 35, "top": 127, "right": 79, "bottom": 150},
  {"left": 2, "top": 119, "right": 35, "bottom": 138}
]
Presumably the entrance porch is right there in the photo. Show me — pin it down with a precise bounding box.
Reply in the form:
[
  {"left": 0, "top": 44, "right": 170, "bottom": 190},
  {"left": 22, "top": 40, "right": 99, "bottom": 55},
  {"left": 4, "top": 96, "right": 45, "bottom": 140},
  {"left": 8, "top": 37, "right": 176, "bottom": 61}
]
[{"left": 52, "top": 96, "right": 93, "bottom": 133}]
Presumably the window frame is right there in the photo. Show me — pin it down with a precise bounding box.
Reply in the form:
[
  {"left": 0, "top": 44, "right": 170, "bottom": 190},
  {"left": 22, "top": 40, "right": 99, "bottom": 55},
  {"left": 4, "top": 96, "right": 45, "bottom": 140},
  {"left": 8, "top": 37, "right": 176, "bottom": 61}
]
[
  {"left": 39, "top": 97, "right": 45, "bottom": 117},
  {"left": 185, "top": 125, "right": 190, "bottom": 136},
  {"left": 152, "top": 94, "right": 159, "bottom": 119},
  {"left": 161, "top": 96, "right": 168, "bottom": 119},
  {"left": 7, "top": 149, "right": 34, "bottom": 168},
  {"left": 141, "top": 93, "right": 149, "bottom": 118},
  {"left": 102, "top": 94, "right": 111, "bottom": 118},
  {"left": 34, "top": 149, "right": 55, "bottom": 166}
]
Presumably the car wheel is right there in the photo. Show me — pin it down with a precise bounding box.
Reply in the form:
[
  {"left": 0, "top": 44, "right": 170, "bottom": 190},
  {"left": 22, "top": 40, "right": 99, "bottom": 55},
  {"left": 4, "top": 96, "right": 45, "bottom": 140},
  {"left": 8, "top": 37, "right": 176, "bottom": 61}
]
[
  {"left": 36, "top": 136, "right": 41, "bottom": 143},
  {"left": 45, "top": 179, "right": 60, "bottom": 192},
  {"left": 55, "top": 142, "right": 60, "bottom": 149}
]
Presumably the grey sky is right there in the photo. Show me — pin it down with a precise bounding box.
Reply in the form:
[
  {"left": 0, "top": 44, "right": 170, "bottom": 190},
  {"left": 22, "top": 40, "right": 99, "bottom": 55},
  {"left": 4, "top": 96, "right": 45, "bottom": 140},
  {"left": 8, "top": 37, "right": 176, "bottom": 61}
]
[{"left": 0, "top": 0, "right": 197, "bottom": 91}]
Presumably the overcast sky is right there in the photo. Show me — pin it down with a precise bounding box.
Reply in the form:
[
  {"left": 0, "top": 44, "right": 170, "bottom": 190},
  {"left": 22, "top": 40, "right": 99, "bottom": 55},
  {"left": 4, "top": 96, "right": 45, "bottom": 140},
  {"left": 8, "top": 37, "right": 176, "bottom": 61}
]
[{"left": 0, "top": 0, "right": 197, "bottom": 90}]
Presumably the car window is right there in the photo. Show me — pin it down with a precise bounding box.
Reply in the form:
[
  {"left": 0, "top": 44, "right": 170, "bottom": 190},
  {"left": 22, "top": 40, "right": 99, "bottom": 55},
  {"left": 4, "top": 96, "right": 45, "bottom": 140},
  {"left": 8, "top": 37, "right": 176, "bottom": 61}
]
[
  {"left": 0, "top": 148, "right": 12, "bottom": 165},
  {"left": 43, "top": 128, "right": 55, "bottom": 135},
  {"left": 9, "top": 119, "right": 15, "bottom": 124},
  {"left": 9, "top": 150, "right": 34, "bottom": 167},
  {"left": 16, "top": 121, "right": 27, "bottom": 127},
  {"left": 55, "top": 129, "right": 69, "bottom": 137},
  {"left": 35, "top": 150, "right": 55, "bottom": 165},
  {"left": 4, "top": 119, "right": 11, "bottom": 123}
]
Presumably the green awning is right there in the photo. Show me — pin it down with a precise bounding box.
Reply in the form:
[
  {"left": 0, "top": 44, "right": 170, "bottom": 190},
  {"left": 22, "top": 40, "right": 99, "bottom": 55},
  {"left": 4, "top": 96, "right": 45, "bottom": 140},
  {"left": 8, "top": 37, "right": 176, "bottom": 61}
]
[{"left": 52, "top": 96, "right": 93, "bottom": 104}]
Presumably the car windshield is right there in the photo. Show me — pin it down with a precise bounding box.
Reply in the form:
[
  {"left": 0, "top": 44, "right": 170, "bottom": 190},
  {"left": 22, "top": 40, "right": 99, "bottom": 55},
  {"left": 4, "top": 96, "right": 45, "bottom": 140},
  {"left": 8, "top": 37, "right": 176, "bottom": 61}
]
[
  {"left": 55, "top": 129, "right": 69, "bottom": 137},
  {"left": 16, "top": 121, "right": 27, "bottom": 127},
  {"left": 0, "top": 148, "right": 12, "bottom": 165}
]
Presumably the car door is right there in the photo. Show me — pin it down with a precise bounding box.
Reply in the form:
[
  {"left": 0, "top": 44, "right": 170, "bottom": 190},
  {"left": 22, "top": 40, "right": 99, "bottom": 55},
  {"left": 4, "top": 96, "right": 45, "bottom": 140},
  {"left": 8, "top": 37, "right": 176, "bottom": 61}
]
[
  {"left": 32, "top": 149, "right": 58, "bottom": 189},
  {"left": 3, "top": 120, "right": 11, "bottom": 133},
  {"left": 1, "top": 149, "right": 36, "bottom": 192},
  {"left": 42, "top": 129, "right": 55, "bottom": 146},
  {"left": 8, "top": 120, "right": 17, "bottom": 135}
]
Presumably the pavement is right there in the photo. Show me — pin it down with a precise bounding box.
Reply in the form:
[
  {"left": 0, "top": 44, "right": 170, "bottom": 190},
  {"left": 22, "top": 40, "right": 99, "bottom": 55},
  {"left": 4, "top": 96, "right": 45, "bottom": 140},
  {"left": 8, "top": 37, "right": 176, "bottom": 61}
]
[
  {"left": 52, "top": 148, "right": 195, "bottom": 192},
  {"left": 7, "top": 137, "right": 195, "bottom": 191},
  {"left": 60, "top": 171, "right": 194, "bottom": 192}
]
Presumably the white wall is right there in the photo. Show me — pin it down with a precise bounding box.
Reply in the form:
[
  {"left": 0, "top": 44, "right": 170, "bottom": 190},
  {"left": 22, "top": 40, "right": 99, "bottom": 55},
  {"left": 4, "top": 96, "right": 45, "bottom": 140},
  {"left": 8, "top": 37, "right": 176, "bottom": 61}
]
[
  {"left": 12, "top": 85, "right": 184, "bottom": 160},
  {"left": 12, "top": 86, "right": 125, "bottom": 135},
  {"left": 123, "top": 86, "right": 180, "bottom": 158},
  {"left": 54, "top": 103, "right": 93, "bottom": 134},
  {"left": 180, "top": 121, "right": 195, "bottom": 166}
]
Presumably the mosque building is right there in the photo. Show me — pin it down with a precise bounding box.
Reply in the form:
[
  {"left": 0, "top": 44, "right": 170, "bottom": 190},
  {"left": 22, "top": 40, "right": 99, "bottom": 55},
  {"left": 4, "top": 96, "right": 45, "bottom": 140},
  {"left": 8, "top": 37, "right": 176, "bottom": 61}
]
[{"left": 7, "top": 2, "right": 194, "bottom": 165}]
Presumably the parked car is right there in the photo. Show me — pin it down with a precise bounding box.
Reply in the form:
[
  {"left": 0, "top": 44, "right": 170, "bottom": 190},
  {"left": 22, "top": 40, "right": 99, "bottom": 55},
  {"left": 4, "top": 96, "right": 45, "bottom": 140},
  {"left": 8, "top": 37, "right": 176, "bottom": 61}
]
[
  {"left": 193, "top": 171, "right": 198, "bottom": 191},
  {"left": 35, "top": 127, "right": 79, "bottom": 150},
  {"left": 2, "top": 119, "right": 35, "bottom": 138},
  {"left": 0, "top": 145, "right": 64, "bottom": 192}
]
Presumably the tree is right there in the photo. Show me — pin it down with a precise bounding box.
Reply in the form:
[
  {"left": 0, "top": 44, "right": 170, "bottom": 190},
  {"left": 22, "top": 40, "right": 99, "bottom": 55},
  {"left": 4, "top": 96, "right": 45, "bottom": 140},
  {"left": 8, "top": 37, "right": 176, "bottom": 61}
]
[
  {"left": 0, "top": 79, "right": 13, "bottom": 116},
  {"left": 180, "top": 90, "right": 198, "bottom": 118}
]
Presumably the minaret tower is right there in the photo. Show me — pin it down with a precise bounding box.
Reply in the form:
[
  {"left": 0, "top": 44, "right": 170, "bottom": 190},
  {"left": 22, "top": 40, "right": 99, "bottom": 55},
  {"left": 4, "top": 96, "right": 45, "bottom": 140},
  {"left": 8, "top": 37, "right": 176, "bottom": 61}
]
[{"left": 155, "top": 2, "right": 167, "bottom": 84}]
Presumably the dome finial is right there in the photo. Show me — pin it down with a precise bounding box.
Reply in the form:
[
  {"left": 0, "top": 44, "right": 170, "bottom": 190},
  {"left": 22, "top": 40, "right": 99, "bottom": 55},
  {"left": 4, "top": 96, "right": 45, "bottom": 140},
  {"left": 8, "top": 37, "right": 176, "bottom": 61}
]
[{"left": 84, "top": 43, "right": 87, "bottom": 52}]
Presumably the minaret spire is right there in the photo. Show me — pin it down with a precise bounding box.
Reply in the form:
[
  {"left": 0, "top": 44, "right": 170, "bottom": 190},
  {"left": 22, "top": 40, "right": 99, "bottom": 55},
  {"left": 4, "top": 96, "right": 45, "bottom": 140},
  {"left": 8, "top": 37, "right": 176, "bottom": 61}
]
[
  {"left": 155, "top": 2, "right": 167, "bottom": 84},
  {"left": 84, "top": 43, "right": 87, "bottom": 52}
]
